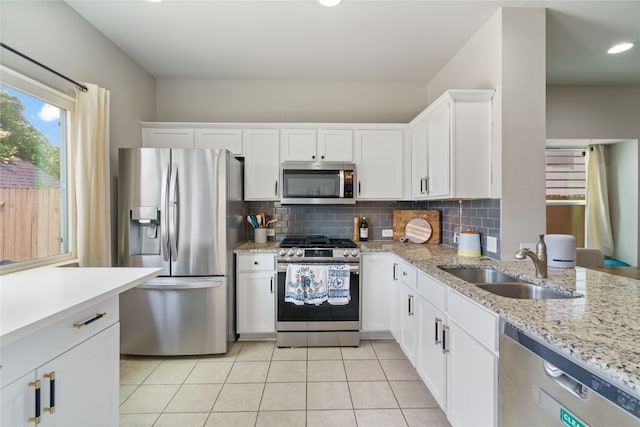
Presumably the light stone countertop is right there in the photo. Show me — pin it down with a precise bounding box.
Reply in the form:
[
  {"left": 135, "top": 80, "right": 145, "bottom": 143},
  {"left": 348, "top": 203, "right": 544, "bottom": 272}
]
[{"left": 235, "top": 240, "right": 640, "bottom": 397}]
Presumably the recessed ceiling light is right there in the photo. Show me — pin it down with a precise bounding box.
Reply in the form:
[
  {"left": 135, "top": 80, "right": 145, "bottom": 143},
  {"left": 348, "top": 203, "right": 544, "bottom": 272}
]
[
  {"left": 318, "top": 0, "right": 342, "bottom": 7},
  {"left": 608, "top": 42, "right": 634, "bottom": 54}
]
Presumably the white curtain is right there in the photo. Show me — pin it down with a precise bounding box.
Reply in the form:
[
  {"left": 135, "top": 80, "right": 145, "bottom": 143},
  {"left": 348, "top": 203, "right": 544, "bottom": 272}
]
[
  {"left": 585, "top": 144, "right": 614, "bottom": 257},
  {"left": 71, "top": 83, "right": 111, "bottom": 267}
]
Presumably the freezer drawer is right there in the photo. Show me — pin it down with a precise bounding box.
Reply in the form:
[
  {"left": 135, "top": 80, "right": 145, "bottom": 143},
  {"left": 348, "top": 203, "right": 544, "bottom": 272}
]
[{"left": 120, "top": 277, "right": 227, "bottom": 355}]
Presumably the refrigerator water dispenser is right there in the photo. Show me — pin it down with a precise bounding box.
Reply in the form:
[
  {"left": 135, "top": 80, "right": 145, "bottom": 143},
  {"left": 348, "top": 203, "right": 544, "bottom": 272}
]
[{"left": 129, "top": 206, "right": 160, "bottom": 255}]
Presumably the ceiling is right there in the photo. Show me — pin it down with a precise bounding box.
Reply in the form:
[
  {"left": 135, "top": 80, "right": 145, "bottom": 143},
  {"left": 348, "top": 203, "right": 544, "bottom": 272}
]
[{"left": 66, "top": 0, "right": 640, "bottom": 86}]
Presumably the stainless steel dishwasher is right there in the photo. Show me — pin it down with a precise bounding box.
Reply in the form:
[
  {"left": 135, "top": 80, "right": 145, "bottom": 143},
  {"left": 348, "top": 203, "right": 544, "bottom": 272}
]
[{"left": 499, "top": 321, "right": 640, "bottom": 426}]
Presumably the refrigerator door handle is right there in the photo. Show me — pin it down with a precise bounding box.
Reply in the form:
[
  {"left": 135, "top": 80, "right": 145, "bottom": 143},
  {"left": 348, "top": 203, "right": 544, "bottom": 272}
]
[
  {"left": 160, "top": 162, "right": 170, "bottom": 261},
  {"left": 168, "top": 162, "right": 179, "bottom": 261}
]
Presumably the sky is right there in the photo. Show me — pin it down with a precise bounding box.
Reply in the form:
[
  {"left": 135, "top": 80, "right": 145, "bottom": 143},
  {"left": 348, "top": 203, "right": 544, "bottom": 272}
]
[{"left": 3, "top": 86, "right": 62, "bottom": 146}]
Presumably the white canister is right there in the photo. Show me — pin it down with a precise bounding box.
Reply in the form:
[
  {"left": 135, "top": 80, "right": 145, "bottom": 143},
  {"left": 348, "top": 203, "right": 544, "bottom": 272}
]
[
  {"left": 254, "top": 228, "right": 268, "bottom": 244},
  {"left": 458, "top": 230, "right": 481, "bottom": 258},
  {"left": 544, "top": 234, "right": 576, "bottom": 268}
]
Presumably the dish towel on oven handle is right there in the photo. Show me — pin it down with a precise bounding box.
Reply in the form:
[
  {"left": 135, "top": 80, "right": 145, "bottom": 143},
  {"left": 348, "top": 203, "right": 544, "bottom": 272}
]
[
  {"left": 284, "top": 264, "right": 328, "bottom": 306},
  {"left": 327, "top": 264, "right": 351, "bottom": 305}
]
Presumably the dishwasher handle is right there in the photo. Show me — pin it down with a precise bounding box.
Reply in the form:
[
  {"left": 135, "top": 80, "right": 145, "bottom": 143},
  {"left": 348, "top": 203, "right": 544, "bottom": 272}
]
[{"left": 544, "top": 361, "right": 589, "bottom": 400}]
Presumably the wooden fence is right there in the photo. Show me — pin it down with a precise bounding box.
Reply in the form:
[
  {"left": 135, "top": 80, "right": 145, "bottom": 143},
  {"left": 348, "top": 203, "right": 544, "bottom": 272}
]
[{"left": 0, "top": 188, "right": 62, "bottom": 263}]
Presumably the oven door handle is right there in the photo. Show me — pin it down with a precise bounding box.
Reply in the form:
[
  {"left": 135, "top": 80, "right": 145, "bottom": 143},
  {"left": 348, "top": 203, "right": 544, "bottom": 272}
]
[{"left": 277, "top": 264, "right": 360, "bottom": 273}]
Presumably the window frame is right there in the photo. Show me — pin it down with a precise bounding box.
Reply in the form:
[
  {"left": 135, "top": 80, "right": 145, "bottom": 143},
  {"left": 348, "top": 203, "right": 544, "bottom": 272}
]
[{"left": 0, "top": 66, "right": 77, "bottom": 274}]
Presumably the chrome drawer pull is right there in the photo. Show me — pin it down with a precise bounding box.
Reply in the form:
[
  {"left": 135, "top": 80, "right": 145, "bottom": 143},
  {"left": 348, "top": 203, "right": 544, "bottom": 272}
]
[{"left": 73, "top": 312, "right": 107, "bottom": 329}]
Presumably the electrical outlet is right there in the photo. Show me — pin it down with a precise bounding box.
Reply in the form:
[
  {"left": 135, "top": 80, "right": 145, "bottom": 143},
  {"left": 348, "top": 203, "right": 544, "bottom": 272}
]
[
  {"left": 486, "top": 236, "right": 497, "bottom": 253},
  {"left": 267, "top": 229, "right": 275, "bottom": 237},
  {"left": 454, "top": 232, "right": 459, "bottom": 244},
  {"left": 520, "top": 243, "right": 535, "bottom": 250},
  {"left": 382, "top": 229, "right": 393, "bottom": 237}
]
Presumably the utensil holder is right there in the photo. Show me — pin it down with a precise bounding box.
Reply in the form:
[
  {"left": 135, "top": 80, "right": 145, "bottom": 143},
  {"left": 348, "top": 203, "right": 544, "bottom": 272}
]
[{"left": 254, "top": 228, "right": 267, "bottom": 244}]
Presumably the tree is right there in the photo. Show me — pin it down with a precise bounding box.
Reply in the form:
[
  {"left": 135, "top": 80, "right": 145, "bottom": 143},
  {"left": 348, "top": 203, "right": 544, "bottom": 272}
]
[{"left": 0, "top": 89, "right": 60, "bottom": 179}]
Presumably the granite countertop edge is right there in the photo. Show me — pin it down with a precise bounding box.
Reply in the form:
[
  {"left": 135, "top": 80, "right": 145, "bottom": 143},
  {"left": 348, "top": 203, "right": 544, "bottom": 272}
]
[{"left": 235, "top": 240, "right": 640, "bottom": 397}]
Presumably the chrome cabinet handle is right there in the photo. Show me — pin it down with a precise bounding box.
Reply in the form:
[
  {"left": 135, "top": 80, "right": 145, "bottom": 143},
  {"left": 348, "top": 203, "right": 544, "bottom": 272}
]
[
  {"left": 270, "top": 276, "right": 274, "bottom": 294},
  {"left": 425, "top": 177, "right": 429, "bottom": 193},
  {"left": 358, "top": 181, "right": 361, "bottom": 195},
  {"left": 392, "top": 263, "right": 398, "bottom": 281},
  {"left": 408, "top": 295, "right": 414, "bottom": 316},
  {"left": 275, "top": 181, "right": 278, "bottom": 196},
  {"left": 73, "top": 312, "right": 107, "bottom": 329}
]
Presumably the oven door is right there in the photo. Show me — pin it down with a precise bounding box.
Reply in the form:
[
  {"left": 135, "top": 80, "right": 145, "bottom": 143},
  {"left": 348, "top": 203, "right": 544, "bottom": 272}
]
[{"left": 276, "top": 263, "right": 360, "bottom": 331}]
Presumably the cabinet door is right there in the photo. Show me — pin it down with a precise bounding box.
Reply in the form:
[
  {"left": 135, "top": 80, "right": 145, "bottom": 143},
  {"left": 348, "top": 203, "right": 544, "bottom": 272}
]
[
  {"left": 398, "top": 282, "right": 417, "bottom": 365},
  {"left": 361, "top": 254, "right": 392, "bottom": 332},
  {"left": 244, "top": 129, "right": 280, "bottom": 200},
  {"left": 1, "top": 371, "right": 36, "bottom": 427},
  {"left": 195, "top": 128, "right": 243, "bottom": 155},
  {"left": 37, "top": 324, "right": 120, "bottom": 426},
  {"left": 141, "top": 128, "right": 194, "bottom": 148},
  {"left": 426, "top": 100, "right": 451, "bottom": 199},
  {"left": 354, "top": 130, "right": 404, "bottom": 200},
  {"left": 410, "top": 122, "right": 429, "bottom": 199},
  {"left": 416, "top": 295, "right": 447, "bottom": 409},
  {"left": 318, "top": 130, "right": 353, "bottom": 162},
  {"left": 280, "top": 129, "right": 317, "bottom": 161},
  {"left": 446, "top": 320, "right": 497, "bottom": 427},
  {"left": 237, "top": 272, "right": 276, "bottom": 334}
]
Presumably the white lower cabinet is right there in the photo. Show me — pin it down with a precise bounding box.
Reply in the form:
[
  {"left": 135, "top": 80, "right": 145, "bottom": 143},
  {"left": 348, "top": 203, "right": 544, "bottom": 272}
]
[
  {"left": 446, "top": 319, "right": 498, "bottom": 427},
  {"left": 361, "top": 254, "right": 393, "bottom": 333},
  {"left": 417, "top": 295, "right": 447, "bottom": 409},
  {"left": 1, "top": 299, "right": 120, "bottom": 427},
  {"left": 236, "top": 254, "right": 276, "bottom": 335}
]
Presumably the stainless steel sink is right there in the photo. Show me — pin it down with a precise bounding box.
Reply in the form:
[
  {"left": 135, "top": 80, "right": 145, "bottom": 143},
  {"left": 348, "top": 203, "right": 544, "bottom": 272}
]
[
  {"left": 475, "top": 283, "right": 573, "bottom": 299},
  {"left": 439, "top": 266, "right": 576, "bottom": 299},
  {"left": 440, "top": 267, "right": 526, "bottom": 284}
]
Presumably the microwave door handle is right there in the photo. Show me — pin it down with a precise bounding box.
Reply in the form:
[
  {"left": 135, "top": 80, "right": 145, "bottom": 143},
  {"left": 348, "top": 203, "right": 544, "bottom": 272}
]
[
  {"left": 160, "top": 162, "right": 170, "bottom": 261},
  {"left": 339, "top": 170, "right": 344, "bottom": 198}
]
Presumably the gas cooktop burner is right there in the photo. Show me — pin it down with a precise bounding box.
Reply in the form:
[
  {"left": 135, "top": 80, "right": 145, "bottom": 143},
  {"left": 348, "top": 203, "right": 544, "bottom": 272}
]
[{"left": 279, "top": 235, "right": 357, "bottom": 249}]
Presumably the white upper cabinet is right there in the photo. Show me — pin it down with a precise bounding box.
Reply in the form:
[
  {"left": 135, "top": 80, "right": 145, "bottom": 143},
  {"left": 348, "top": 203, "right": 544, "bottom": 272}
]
[
  {"left": 280, "top": 129, "right": 317, "bottom": 161},
  {"left": 141, "top": 127, "right": 194, "bottom": 148},
  {"left": 280, "top": 128, "right": 353, "bottom": 162},
  {"left": 244, "top": 129, "right": 280, "bottom": 201},
  {"left": 317, "top": 129, "right": 353, "bottom": 162},
  {"left": 195, "top": 128, "right": 243, "bottom": 155},
  {"left": 354, "top": 129, "right": 404, "bottom": 200},
  {"left": 409, "top": 89, "right": 494, "bottom": 200}
]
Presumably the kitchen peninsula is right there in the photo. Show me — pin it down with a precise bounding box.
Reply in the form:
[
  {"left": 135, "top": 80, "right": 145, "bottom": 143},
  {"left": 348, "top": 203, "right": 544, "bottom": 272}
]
[
  {"left": 1, "top": 266, "right": 161, "bottom": 426},
  {"left": 236, "top": 240, "right": 640, "bottom": 421}
]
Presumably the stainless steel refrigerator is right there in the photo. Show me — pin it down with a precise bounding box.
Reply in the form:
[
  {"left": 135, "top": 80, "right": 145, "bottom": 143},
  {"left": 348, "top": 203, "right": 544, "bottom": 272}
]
[{"left": 117, "top": 148, "right": 245, "bottom": 355}]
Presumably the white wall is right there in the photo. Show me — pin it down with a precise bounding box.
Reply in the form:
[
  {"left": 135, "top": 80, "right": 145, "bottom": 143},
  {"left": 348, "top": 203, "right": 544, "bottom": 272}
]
[
  {"left": 547, "top": 86, "right": 640, "bottom": 139},
  {"left": 0, "top": 0, "right": 157, "bottom": 263},
  {"left": 428, "top": 7, "right": 547, "bottom": 259},
  {"left": 606, "top": 141, "right": 639, "bottom": 266},
  {"left": 157, "top": 79, "right": 429, "bottom": 123}
]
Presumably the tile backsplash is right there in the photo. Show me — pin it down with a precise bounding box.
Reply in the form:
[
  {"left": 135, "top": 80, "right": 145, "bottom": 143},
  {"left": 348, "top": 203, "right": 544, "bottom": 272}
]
[{"left": 248, "top": 199, "right": 501, "bottom": 258}]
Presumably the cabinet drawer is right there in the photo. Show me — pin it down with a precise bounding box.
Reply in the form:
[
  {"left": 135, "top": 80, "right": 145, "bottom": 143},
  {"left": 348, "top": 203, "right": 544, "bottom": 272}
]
[
  {"left": 417, "top": 272, "right": 446, "bottom": 312},
  {"left": 237, "top": 254, "right": 275, "bottom": 272},
  {"left": 447, "top": 290, "right": 498, "bottom": 352},
  {"left": 1, "top": 297, "right": 119, "bottom": 388},
  {"left": 398, "top": 262, "right": 417, "bottom": 289}
]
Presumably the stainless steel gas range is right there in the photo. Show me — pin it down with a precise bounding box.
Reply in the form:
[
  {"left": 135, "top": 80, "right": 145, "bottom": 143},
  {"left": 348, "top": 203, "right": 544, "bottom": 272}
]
[{"left": 276, "top": 235, "right": 360, "bottom": 347}]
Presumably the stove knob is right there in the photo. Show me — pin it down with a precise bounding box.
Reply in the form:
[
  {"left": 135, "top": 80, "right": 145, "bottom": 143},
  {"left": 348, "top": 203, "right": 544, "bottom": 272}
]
[
  {"left": 278, "top": 249, "right": 286, "bottom": 256},
  {"left": 287, "top": 249, "right": 294, "bottom": 257},
  {"left": 343, "top": 250, "right": 350, "bottom": 257},
  {"left": 295, "top": 249, "right": 303, "bottom": 257},
  {"left": 351, "top": 250, "right": 359, "bottom": 257}
]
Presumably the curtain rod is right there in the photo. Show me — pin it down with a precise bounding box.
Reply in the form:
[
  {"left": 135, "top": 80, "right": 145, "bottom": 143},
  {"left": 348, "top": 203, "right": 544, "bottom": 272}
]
[{"left": 1, "top": 42, "right": 88, "bottom": 92}]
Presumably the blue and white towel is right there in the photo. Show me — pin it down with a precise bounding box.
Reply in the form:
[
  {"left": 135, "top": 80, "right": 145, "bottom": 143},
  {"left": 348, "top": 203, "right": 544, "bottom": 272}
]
[
  {"left": 285, "top": 264, "right": 328, "bottom": 306},
  {"left": 327, "top": 264, "right": 351, "bottom": 305}
]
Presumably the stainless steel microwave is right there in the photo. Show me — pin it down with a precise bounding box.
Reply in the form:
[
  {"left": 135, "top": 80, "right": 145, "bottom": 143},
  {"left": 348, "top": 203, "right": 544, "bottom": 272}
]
[{"left": 280, "top": 162, "right": 356, "bottom": 204}]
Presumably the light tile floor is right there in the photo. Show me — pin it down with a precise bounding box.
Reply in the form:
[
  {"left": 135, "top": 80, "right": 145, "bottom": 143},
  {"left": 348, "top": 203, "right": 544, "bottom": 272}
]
[{"left": 120, "top": 340, "right": 451, "bottom": 427}]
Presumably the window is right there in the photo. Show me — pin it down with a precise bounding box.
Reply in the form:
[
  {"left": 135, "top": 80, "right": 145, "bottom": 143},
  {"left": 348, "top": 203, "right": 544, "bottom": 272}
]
[
  {"left": 0, "top": 67, "right": 74, "bottom": 270},
  {"left": 545, "top": 148, "right": 587, "bottom": 203}
]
